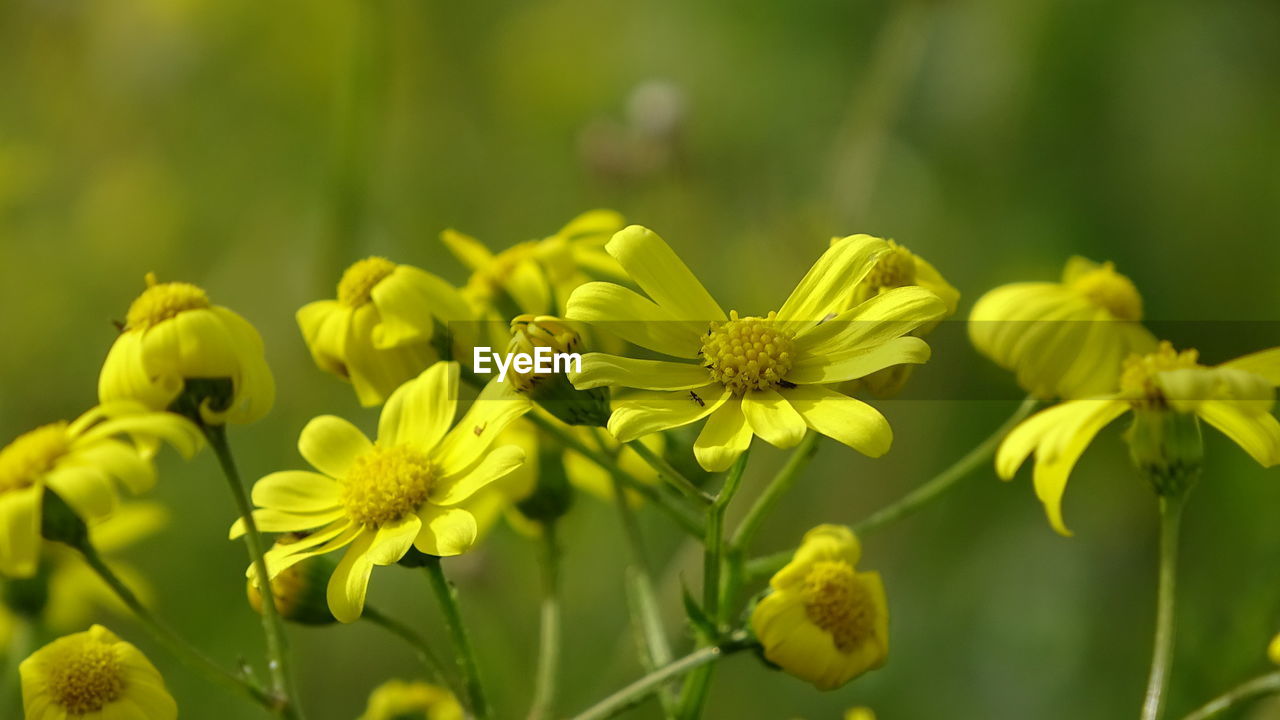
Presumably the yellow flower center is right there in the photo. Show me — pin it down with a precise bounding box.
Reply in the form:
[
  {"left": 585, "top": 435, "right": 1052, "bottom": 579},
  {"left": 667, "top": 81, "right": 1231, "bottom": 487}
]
[
  {"left": 44, "top": 638, "right": 125, "bottom": 714},
  {"left": 1069, "top": 262, "right": 1142, "bottom": 321},
  {"left": 1120, "top": 341, "right": 1202, "bottom": 407},
  {"left": 802, "top": 560, "right": 876, "bottom": 654},
  {"left": 338, "top": 257, "right": 397, "bottom": 308},
  {"left": 341, "top": 445, "right": 435, "bottom": 527},
  {"left": 863, "top": 243, "right": 916, "bottom": 290},
  {"left": 125, "top": 272, "right": 211, "bottom": 331},
  {"left": 701, "top": 311, "right": 794, "bottom": 395},
  {"left": 0, "top": 422, "right": 69, "bottom": 494}
]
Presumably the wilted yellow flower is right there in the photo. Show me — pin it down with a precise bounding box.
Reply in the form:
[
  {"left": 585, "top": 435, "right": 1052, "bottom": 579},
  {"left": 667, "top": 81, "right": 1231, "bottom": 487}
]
[
  {"left": 443, "top": 210, "right": 628, "bottom": 319},
  {"left": 0, "top": 404, "right": 199, "bottom": 577},
  {"left": 566, "top": 226, "right": 946, "bottom": 471},
  {"left": 751, "top": 525, "right": 888, "bottom": 690},
  {"left": 20, "top": 624, "right": 176, "bottom": 719},
  {"left": 970, "top": 257, "right": 1156, "bottom": 399},
  {"left": 297, "top": 257, "right": 474, "bottom": 407},
  {"left": 100, "top": 272, "right": 276, "bottom": 425},
  {"left": 998, "top": 342, "right": 1280, "bottom": 535},
  {"left": 836, "top": 238, "right": 959, "bottom": 398},
  {"left": 358, "top": 679, "right": 464, "bottom": 720},
  {"left": 235, "top": 362, "right": 530, "bottom": 622}
]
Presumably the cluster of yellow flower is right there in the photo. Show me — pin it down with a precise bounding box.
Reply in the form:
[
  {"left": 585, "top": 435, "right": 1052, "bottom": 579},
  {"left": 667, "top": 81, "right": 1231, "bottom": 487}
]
[{"left": 2, "top": 210, "right": 1279, "bottom": 719}]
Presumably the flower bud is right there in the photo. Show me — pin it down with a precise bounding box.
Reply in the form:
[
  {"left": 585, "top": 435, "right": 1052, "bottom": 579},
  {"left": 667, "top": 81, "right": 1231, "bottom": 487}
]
[
  {"left": 508, "top": 315, "right": 609, "bottom": 427},
  {"left": 248, "top": 538, "right": 337, "bottom": 626}
]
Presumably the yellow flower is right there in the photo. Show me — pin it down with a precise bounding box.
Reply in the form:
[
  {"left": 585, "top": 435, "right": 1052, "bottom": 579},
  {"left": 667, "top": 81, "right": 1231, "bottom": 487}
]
[
  {"left": 566, "top": 226, "right": 947, "bottom": 471},
  {"left": 997, "top": 342, "right": 1280, "bottom": 535},
  {"left": 442, "top": 210, "right": 627, "bottom": 318},
  {"left": 1269, "top": 632, "right": 1280, "bottom": 665},
  {"left": 358, "top": 679, "right": 464, "bottom": 720},
  {"left": 835, "top": 238, "right": 959, "bottom": 398},
  {"left": 235, "top": 362, "right": 530, "bottom": 622},
  {"left": 970, "top": 257, "right": 1157, "bottom": 399},
  {"left": 751, "top": 525, "right": 889, "bottom": 690},
  {"left": 20, "top": 624, "right": 176, "bottom": 719},
  {"left": 1, "top": 504, "right": 166, "bottom": 645},
  {"left": 0, "top": 404, "right": 199, "bottom": 577},
  {"left": 297, "top": 257, "right": 474, "bottom": 407},
  {"left": 99, "top": 272, "right": 276, "bottom": 425}
]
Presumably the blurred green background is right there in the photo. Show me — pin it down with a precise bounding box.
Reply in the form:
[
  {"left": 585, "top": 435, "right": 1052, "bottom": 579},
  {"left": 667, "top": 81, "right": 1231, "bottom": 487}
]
[{"left": 2, "top": 0, "right": 1279, "bottom": 718}]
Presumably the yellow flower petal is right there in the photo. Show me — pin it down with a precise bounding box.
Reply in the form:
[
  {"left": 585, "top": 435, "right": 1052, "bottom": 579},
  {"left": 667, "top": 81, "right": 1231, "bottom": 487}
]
[
  {"left": 780, "top": 385, "right": 892, "bottom": 457},
  {"left": 431, "top": 445, "right": 525, "bottom": 506},
  {"left": 605, "top": 226, "right": 726, "bottom": 323},
  {"left": 771, "top": 524, "right": 861, "bottom": 589},
  {"left": 232, "top": 507, "right": 346, "bottom": 538},
  {"left": 44, "top": 467, "right": 118, "bottom": 520},
  {"left": 693, "top": 400, "right": 753, "bottom": 472},
  {"left": 378, "top": 362, "right": 459, "bottom": 451},
  {"left": 775, "top": 234, "right": 887, "bottom": 333},
  {"left": 261, "top": 521, "right": 359, "bottom": 578},
  {"left": 366, "top": 514, "right": 424, "bottom": 565},
  {"left": 413, "top": 506, "right": 478, "bottom": 556},
  {"left": 565, "top": 282, "right": 704, "bottom": 358},
  {"left": 61, "top": 439, "right": 157, "bottom": 494},
  {"left": 371, "top": 266, "right": 471, "bottom": 350},
  {"left": 607, "top": 385, "right": 730, "bottom": 443},
  {"left": 0, "top": 486, "right": 41, "bottom": 577},
  {"left": 327, "top": 531, "right": 376, "bottom": 623},
  {"left": 433, "top": 381, "right": 531, "bottom": 475},
  {"left": 1031, "top": 399, "right": 1129, "bottom": 536},
  {"left": 742, "top": 389, "right": 807, "bottom": 448},
  {"left": 97, "top": 332, "right": 182, "bottom": 412},
  {"left": 298, "top": 415, "right": 372, "bottom": 479},
  {"left": 296, "top": 300, "right": 353, "bottom": 379},
  {"left": 1197, "top": 401, "right": 1280, "bottom": 467},
  {"left": 250, "top": 471, "right": 342, "bottom": 512},
  {"left": 795, "top": 285, "right": 946, "bottom": 355},
  {"left": 209, "top": 306, "right": 276, "bottom": 425},
  {"left": 568, "top": 354, "right": 710, "bottom": 391},
  {"left": 789, "top": 336, "right": 931, "bottom": 385},
  {"left": 440, "top": 228, "right": 494, "bottom": 272},
  {"left": 1222, "top": 348, "right": 1280, "bottom": 385},
  {"left": 75, "top": 411, "right": 203, "bottom": 460},
  {"left": 344, "top": 304, "right": 438, "bottom": 407}
]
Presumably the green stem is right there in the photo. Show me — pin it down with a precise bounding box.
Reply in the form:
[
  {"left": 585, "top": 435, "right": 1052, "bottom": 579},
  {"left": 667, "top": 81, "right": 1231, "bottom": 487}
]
[
  {"left": 1142, "top": 492, "right": 1187, "bottom": 720},
  {"left": 78, "top": 541, "right": 270, "bottom": 708},
  {"left": 528, "top": 522, "right": 563, "bottom": 720},
  {"left": 362, "top": 606, "right": 451, "bottom": 690},
  {"left": 523, "top": 412, "right": 705, "bottom": 536},
  {"left": 626, "top": 439, "right": 714, "bottom": 506},
  {"left": 1179, "top": 671, "right": 1280, "bottom": 720},
  {"left": 424, "top": 559, "right": 490, "bottom": 720},
  {"left": 743, "top": 396, "right": 1038, "bottom": 580},
  {"left": 571, "top": 632, "right": 754, "bottom": 720},
  {"left": 206, "top": 426, "right": 302, "bottom": 719},
  {"left": 729, "top": 432, "right": 820, "bottom": 555}
]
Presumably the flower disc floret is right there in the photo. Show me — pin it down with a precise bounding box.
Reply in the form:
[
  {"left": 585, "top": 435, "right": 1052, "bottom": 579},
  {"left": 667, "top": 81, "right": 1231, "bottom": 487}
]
[
  {"left": 338, "top": 257, "right": 397, "bottom": 308},
  {"left": 0, "top": 422, "right": 69, "bottom": 493},
  {"left": 341, "top": 445, "right": 435, "bottom": 527},
  {"left": 1068, "top": 261, "right": 1142, "bottom": 321},
  {"left": 802, "top": 560, "right": 876, "bottom": 653},
  {"left": 700, "top": 311, "right": 795, "bottom": 395},
  {"left": 124, "top": 274, "right": 211, "bottom": 330},
  {"left": 1121, "top": 342, "right": 1202, "bottom": 408},
  {"left": 42, "top": 637, "right": 125, "bottom": 714}
]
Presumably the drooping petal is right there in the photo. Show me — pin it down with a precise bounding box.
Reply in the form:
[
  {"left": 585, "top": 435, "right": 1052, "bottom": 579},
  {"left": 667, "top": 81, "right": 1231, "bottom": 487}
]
[
  {"left": 1197, "top": 401, "right": 1280, "bottom": 467},
  {"left": 780, "top": 385, "right": 892, "bottom": 457},
  {"left": 433, "top": 380, "right": 531, "bottom": 475},
  {"left": 693, "top": 400, "right": 753, "bottom": 472},
  {"left": 371, "top": 266, "right": 471, "bottom": 349},
  {"left": 98, "top": 330, "right": 185, "bottom": 412},
  {"left": 297, "top": 300, "right": 353, "bottom": 379},
  {"left": 298, "top": 415, "right": 372, "bottom": 478},
  {"left": 378, "top": 362, "right": 459, "bottom": 451},
  {"left": 995, "top": 401, "right": 1109, "bottom": 480},
  {"left": 568, "top": 354, "right": 710, "bottom": 391},
  {"left": 440, "top": 228, "right": 494, "bottom": 272},
  {"left": 209, "top": 306, "right": 276, "bottom": 425},
  {"left": 261, "top": 521, "right": 360, "bottom": 578},
  {"left": 250, "top": 471, "right": 343, "bottom": 512},
  {"left": 75, "top": 411, "right": 203, "bottom": 460},
  {"left": 1222, "top": 348, "right": 1280, "bottom": 386},
  {"left": 431, "top": 445, "right": 526, "bottom": 506},
  {"left": 788, "top": 336, "right": 931, "bottom": 385},
  {"left": 0, "top": 486, "right": 42, "bottom": 577},
  {"left": 607, "top": 384, "right": 730, "bottom": 443},
  {"left": 1031, "top": 399, "right": 1129, "bottom": 535},
  {"left": 605, "top": 226, "right": 726, "bottom": 323},
  {"left": 327, "top": 531, "right": 376, "bottom": 623},
  {"left": 413, "top": 506, "right": 478, "bottom": 556},
  {"left": 741, "top": 389, "right": 807, "bottom": 448},
  {"left": 565, "top": 282, "right": 704, "bottom": 358},
  {"left": 44, "top": 467, "right": 118, "bottom": 520},
  {"left": 775, "top": 235, "right": 887, "bottom": 333},
  {"left": 60, "top": 439, "right": 156, "bottom": 494},
  {"left": 366, "top": 514, "right": 424, "bottom": 565},
  {"left": 345, "top": 303, "right": 438, "bottom": 407}
]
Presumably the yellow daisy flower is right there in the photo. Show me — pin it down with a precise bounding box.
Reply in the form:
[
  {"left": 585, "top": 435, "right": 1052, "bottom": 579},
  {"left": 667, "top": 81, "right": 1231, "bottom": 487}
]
[
  {"left": 442, "top": 209, "right": 628, "bottom": 318},
  {"left": 0, "top": 404, "right": 200, "bottom": 577},
  {"left": 297, "top": 257, "right": 474, "bottom": 407},
  {"left": 358, "top": 679, "right": 464, "bottom": 720},
  {"left": 835, "top": 237, "right": 959, "bottom": 398},
  {"left": 20, "top": 624, "right": 177, "bottom": 720},
  {"left": 99, "top": 272, "right": 275, "bottom": 425},
  {"left": 750, "top": 525, "right": 889, "bottom": 691},
  {"left": 997, "top": 342, "right": 1280, "bottom": 535},
  {"left": 969, "top": 257, "right": 1157, "bottom": 399},
  {"left": 565, "top": 226, "right": 947, "bottom": 471},
  {"left": 235, "top": 362, "right": 530, "bottom": 622}
]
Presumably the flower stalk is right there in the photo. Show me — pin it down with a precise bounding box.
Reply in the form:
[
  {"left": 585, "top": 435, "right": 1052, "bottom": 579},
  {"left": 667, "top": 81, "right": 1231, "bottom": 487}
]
[
  {"left": 424, "top": 558, "right": 491, "bottom": 720},
  {"left": 528, "top": 521, "right": 563, "bottom": 720},
  {"left": 1142, "top": 492, "right": 1188, "bottom": 720},
  {"left": 1179, "top": 671, "right": 1280, "bottom": 720},
  {"left": 362, "top": 606, "right": 452, "bottom": 690}
]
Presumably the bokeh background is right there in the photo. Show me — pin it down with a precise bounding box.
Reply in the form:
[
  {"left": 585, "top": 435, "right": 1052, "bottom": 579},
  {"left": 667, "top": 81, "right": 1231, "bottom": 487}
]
[{"left": 3, "top": 0, "right": 1280, "bottom": 718}]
